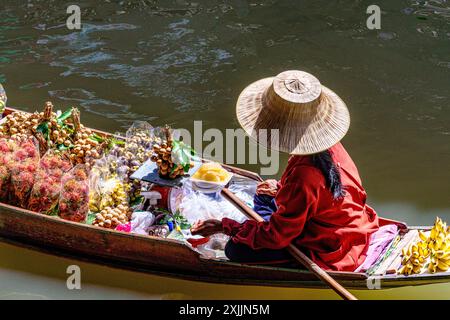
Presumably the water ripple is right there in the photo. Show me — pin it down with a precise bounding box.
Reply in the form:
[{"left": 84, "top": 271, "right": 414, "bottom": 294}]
[{"left": 48, "top": 88, "right": 156, "bottom": 127}]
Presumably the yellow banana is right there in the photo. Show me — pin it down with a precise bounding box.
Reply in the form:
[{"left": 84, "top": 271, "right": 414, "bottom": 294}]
[
  {"left": 437, "top": 260, "right": 450, "bottom": 272},
  {"left": 398, "top": 266, "right": 405, "bottom": 275},
  {"left": 402, "top": 256, "right": 410, "bottom": 265},
  {"left": 441, "top": 253, "right": 450, "bottom": 261},
  {"left": 402, "top": 247, "right": 409, "bottom": 256},
  {"left": 413, "top": 265, "right": 422, "bottom": 274},
  {"left": 419, "top": 230, "right": 428, "bottom": 242},
  {"left": 431, "top": 228, "right": 437, "bottom": 240},
  {"left": 428, "top": 263, "right": 437, "bottom": 273},
  {"left": 418, "top": 245, "right": 424, "bottom": 257},
  {"left": 434, "top": 240, "right": 441, "bottom": 251}
]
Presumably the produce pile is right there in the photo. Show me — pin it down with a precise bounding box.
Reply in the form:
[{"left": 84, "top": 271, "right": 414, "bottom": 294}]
[
  {"left": 0, "top": 138, "right": 15, "bottom": 200},
  {"left": 59, "top": 165, "right": 90, "bottom": 222},
  {"left": 0, "top": 103, "right": 104, "bottom": 164},
  {"left": 93, "top": 204, "right": 132, "bottom": 229},
  {"left": 29, "top": 151, "right": 72, "bottom": 213},
  {"left": 8, "top": 138, "right": 40, "bottom": 208},
  {"left": 150, "top": 125, "right": 194, "bottom": 179},
  {"left": 0, "top": 102, "right": 196, "bottom": 240},
  {"left": 398, "top": 217, "right": 450, "bottom": 275}
]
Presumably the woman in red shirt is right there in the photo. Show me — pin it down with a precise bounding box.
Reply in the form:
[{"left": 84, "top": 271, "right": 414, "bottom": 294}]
[{"left": 191, "top": 70, "right": 380, "bottom": 271}]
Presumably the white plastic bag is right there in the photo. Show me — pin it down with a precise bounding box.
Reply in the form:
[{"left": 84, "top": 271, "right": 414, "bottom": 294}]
[
  {"left": 169, "top": 174, "right": 258, "bottom": 259},
  {"left": 130, "top": 211, "right": 156, "bottom": 235}
]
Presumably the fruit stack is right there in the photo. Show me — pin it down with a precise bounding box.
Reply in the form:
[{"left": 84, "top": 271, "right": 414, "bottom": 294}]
[
  {"left": 150, "top": 126, "right": 193, "bottom": 179},
  {"left": 93, "top": 204, "right": 132, "bottom": 229},
  {"left": 399, "top": 217, "right": 450, "bottom": 275}
]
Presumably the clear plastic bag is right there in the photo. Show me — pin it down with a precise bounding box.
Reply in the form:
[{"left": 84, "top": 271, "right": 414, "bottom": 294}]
[
  {"left": 28, "top": 150, "right": 72, "bottom": 214},
  {"left": 125, "top": 121, "right": 153, "bottom": 165},
  {"left": 58, "top": 164, "right": 90, "bottom": 222},
  {"left": 172, "top": 179, "right": 250, "bottom": 225},
  {"left": 170, "top": 175, "right": 258, "bottom": 259},
  {"left": 9, "top": 138, "right": 40, "bottom": 208},
  {"left": 195, "top": 234, "right": 230, "bottom": 259},
  {"left": 130, "top": 211, "right": 156, "bottom": 235},
  {"left": 0, "top": 138, "right": 15, "bottom": 201},
  {"left": 89, "top": 155, "right": 129, "bottom": 213},
  {"left": 0, "top": 83, "right": 6, "bottom": 116}
]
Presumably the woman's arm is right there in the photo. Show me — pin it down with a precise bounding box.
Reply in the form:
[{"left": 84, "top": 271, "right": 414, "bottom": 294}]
[{"left": 222, "top": 167, "right": 320, "bottom": 250}]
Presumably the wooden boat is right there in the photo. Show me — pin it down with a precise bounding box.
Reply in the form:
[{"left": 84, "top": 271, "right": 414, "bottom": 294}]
[{"left": 0, "top": 107, "right": 449, "bottom": 290}]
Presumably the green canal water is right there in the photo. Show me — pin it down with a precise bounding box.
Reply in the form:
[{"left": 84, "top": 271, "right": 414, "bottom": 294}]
[{"left": 0, "top": 0, "right": 449, "bottom": 299}]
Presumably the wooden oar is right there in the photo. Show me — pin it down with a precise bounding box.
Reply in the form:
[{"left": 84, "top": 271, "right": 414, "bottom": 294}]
[{"left": 221, "top": 188, "right": 358, "bottom": 300}]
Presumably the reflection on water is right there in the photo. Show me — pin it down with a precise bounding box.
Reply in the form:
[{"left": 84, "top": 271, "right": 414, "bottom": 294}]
[{"left": 0, "top": 0, "right": 449, "bottom": 298}]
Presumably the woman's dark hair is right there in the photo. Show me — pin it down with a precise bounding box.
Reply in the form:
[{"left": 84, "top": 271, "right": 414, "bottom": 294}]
[{"left": 311, "top": 150, "right": 345, "bottom": 200}]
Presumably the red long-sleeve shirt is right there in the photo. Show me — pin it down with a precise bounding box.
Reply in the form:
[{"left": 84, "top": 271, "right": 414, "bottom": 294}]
[{"left": 222, "top": 143, "right": 379, "bottom": 271}]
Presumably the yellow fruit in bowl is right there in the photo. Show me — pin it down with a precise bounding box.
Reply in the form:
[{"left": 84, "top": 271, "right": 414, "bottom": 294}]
[
  {"left": 200, "top": 162, "right": 222, "bottom": 172},
  {"left": 217, "top": 171, "right": 229, "bottom": 181},
  {"left": 191, "top": 162, "right": 231, "bottom": 184},
  {"left": 203, "top": 171, "right": 221, "bottom": 182}
]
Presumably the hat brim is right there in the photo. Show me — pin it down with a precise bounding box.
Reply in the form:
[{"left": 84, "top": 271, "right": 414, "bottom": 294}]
[{"left": 236, "top": 77, "right": 350, "bottom": 155}]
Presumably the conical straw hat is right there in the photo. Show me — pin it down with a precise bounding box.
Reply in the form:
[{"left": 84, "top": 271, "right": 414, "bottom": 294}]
[{"left": 236, "top": 70, "right": 350, "bottom": 155}]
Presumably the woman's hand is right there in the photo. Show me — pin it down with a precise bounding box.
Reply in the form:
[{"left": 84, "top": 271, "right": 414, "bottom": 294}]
[
  {"left": 256, "top": 179, "right": 279, "bottom": 197},
  {"left": 191, "top": 219, "right": 223, "bottom": 237}
]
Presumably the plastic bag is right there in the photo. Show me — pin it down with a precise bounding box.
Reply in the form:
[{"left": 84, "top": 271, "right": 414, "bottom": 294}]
[
  {"left": 125, "top": 121, "right": 153, "bottom": 165},
  {"left": 9, "top": 138, "right": 40, "bottom": 207},
  {"left": 130, "top": 211, "right": 156, "bottom": 235},
  {"left": 195, "top": 234, "right": 229, "bottom": 259},
  {"left": 170, "top": 176, "right": 258, "bottom": 259},
  {"left": 89, "top": 155, "right": 129, "bottom": 213},
  {"left": 171, "top": 179, "right": 249, "bottom": 225},
  {"left": 0, "top": 83, "right": 6, "bottom": 116},
  {"left": 58, "top": 164, "right": 90, "bottom": 222},
  {"left": 0, "top": 138, "right": 15, "bottom": 201},
  {"left": 28, "top": 150, "right": 72, "bottom": 213}
]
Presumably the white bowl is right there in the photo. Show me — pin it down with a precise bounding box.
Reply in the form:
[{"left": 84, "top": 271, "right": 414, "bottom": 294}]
[{"left": 190, "top": 171, "right": 233, "bottom": 193}]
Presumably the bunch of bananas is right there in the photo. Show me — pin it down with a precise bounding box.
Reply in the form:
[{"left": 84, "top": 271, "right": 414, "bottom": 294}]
[
  {"left": 427, "top": 217, "right": 450, "bottom": 273},
  {"left": 398, "top": 240, "right": 430, "bottom": 275},
  {"left": 89, "top": 177, "right": 129, "bottom": 213},
  {"left": 398, "top": 217, "right": 450, "bottom": 275}
]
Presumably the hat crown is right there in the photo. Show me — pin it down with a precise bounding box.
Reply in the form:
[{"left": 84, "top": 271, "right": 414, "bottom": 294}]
[{"left": 273, "top": 70, "right": 322, "bottom": 105}]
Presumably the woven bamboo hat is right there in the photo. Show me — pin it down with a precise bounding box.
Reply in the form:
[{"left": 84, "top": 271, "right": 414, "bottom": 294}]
[{"left": 236, "top": 70, "right": 350, "bottom": 155}]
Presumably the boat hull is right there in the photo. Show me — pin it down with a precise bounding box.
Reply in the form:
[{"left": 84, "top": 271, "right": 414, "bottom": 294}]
[{"left": 2, "top": 201, "right": 450, "bottom": 289}]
